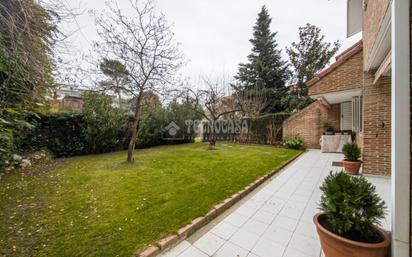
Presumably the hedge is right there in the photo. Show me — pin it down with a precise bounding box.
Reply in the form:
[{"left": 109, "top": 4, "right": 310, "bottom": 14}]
[
  {"left": 240, "top": 113, "right": 291, "bottom": 144},
  {"left": 18, "top": 113, "right": 90, "bottom": 157},
  {"left": 17, "top": 112, "right": 195, "bottom": 158}
]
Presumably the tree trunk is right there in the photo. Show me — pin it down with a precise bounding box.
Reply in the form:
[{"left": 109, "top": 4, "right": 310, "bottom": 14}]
[
  {"left": 127, "top": 91, "right": 143, "bottom": 163},
  {"left": 127, "top": 119, "right": 139, "bottom": 162},
  {"left": 208, "top": 137, "right": 216, "bottom": 149},
  {"left": 208, "top": 119, "right": 217, "bottom": 150}
]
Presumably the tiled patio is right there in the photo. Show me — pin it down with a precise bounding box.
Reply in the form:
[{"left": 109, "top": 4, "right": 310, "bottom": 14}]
[{"left": 160, "top": 150, "right": 391, "bottom": 257}]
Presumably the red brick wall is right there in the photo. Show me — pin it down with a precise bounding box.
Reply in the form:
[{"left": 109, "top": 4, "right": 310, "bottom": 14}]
[
  {"left": 308, "top": 51, "right": 363, "bottom": 96},
  {"left": 328, "top": 104, "right": 341, "bottom": 132},
  {"left": 362, "top": 74, "right": 391, "bottom": 175},
  {"left": 283, "top": 101, "right": 340, "bottom": 149}
]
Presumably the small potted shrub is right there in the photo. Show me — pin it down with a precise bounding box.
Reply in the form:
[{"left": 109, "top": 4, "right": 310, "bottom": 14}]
[
  {"left": 323, "top": 122, "right": 334, "bottom": 135},
  {"left": 342, "top": 142, "right": 362, "bottom": 175},
  {"left": 314, "top": 172, "right": 390, "bottom": 257}
]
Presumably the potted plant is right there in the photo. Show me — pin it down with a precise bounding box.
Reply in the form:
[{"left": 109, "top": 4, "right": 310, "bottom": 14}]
[
  {"left": 323, "top": 122, "right": 334, "bottom": 135},
  {"left": 314, "top": 172, "right": 390, "bottom": 257},
  {"left": 342, "top": 142, "right": 362, "bottom": 175}
]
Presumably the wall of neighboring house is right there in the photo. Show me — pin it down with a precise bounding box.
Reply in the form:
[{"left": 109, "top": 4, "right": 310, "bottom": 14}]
[
  {"left": 308, "top": 50, "right": 363, "bottom": 96},
  {"left": 52, "top": 97, "right": 84, "bottom": 111},
  {"left": 362, "top": 74, "right": 391, "bottom": 175},
  {"left": 283, "top": 100, "right": 340, "bottom": 149},
  {"left": 362, "top": 0, "right": 391, "bottom": 70}
]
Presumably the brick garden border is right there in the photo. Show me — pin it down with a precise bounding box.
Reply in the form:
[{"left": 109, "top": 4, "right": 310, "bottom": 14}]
[{"left": 134, "top": 150, "right": 305, "bottom": 257}]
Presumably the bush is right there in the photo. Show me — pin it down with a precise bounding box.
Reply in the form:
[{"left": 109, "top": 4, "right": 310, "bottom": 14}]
[
  {"left": 0, "top": 123, "right": 13, "bottom": 169},
  {"left": 283, "top": 136, "right": 304, "bottom": 150},
  {"left": 18, "top": 113, "right": 89, "bottom": 157},
  {"left": 319, "top": 172, "right": 386, "bottom": 242},
  {"left": 82, "top": 92, "right": 129, "bottom": 153},
  {"left": 0, "top": 108, "right": 36, "bottom": 170},
  {"left": 342, "top": 142, "right": 361, "bottom": 161}
]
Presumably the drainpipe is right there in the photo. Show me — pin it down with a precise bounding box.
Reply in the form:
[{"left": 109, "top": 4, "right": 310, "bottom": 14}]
[{"left": 391, "top": 0, "right": 410, "bottom": 256}]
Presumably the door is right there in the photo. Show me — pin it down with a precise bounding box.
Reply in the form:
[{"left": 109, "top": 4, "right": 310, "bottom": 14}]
[{"left": 340, "top": 102, "right": 352, "bottom": 131}]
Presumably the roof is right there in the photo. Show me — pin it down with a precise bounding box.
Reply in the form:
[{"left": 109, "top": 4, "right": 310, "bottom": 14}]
[{"left": 306, "top": 40, "right": 363, "bottom": 87}]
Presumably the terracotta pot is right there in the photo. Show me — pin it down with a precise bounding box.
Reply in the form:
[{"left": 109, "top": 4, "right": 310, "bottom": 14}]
[
  {"left": 342, "top": 160, "right": 362, "bottom": 175},
  {"left": 313, "top": 213, "right": 390, "bottom": 257}
]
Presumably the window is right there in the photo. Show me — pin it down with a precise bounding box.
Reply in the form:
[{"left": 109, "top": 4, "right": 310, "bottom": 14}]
[{"left": 352, "top": 96, "right": 362, "bottom": 132}]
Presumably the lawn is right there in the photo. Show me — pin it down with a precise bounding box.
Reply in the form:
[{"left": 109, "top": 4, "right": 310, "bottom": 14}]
[{"left": 0, "top": 143, "right": 300, "bottom": 257}]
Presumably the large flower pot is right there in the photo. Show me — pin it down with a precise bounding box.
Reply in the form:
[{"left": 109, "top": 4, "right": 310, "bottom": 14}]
[
  {"left": 313, "top": 213, "right": 390, "bottom": 257},
  {"left": 342, "top": 160, "right": 362, "bottom": 175}
]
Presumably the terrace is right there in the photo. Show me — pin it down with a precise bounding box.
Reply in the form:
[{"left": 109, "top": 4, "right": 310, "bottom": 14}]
[{"left": 159, "top": 150, "right": 391, "bottom": 257}]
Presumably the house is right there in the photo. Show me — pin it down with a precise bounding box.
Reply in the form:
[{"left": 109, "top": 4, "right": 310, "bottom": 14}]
[
  {"left": 51, "top": 86, "right": 131, "bottom": 111},
  {"left": 283, "top": 40, "right": 392, "bottom": 176},
  {"left": 51, "top": 87, "right": 86, "bottom": 111},
  {"left": 285, "top": 0, "right": 410, "bottom": 255},
  {"left": 345, "top": 1, "right": 410, "bottom": 256}
]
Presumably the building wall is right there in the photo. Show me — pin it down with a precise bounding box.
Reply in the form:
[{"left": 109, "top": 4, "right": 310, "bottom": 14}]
[
  {"left": 283, "top": 101, "right": 340, "bottom": 149},
  {"left": 362, "top": 74, "right": 391, "bottom": 175},
  {"left": 308, "top": 51, "right": 363, "bottom": 96},
  {"left": 362, "top": 0, "right": 391, "bottom": 70},
  {"left": 53, "top": 97, "right": 84, "bottom": 111}
]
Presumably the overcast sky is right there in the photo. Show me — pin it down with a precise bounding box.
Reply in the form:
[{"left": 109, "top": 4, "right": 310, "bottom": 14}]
[{"left": 63, "top": 0, "right": 361, "bottom": 84}]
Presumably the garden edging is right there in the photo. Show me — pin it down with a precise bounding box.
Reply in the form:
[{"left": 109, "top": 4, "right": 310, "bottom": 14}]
[{"left": 134, "top": 150, "right": 305, "bottom": 257}]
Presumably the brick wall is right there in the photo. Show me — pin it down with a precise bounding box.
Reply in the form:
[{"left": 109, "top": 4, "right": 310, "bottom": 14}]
[
  {"left": 328, "top": 104, "right": 341, "bottom": 132},
  {"left": 308, "top": 51, "right": 363, "bottom": 96},
  {"left": 362, "top": 74, "right": 391, "bottom": 175},
  {"left": 363, "top": 0, "right": 391, "bottom": 70},
  {"left": 283, "top": 100, "right": 340, "bottom": 149}
]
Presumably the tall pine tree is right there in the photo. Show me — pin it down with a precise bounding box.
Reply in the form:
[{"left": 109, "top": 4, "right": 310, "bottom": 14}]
[
  {"left": 235, "top": 6, "right": 289, "bottom": 113},
  {"left": 286, "top": 23, "right": 340, "bottom": 96}
]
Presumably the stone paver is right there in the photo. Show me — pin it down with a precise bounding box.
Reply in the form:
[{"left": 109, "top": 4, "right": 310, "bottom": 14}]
[{"left": 160, "top": 150, "right": 391, "bottom": 257}]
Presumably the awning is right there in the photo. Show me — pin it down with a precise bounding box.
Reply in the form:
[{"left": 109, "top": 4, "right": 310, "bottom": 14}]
[{"left": 310, "top": 88, "right": 362, "bottom": 104}]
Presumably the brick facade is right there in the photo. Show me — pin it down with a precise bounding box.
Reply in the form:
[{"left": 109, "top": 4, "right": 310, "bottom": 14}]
[
  {"left": 362, "top": 74, "right": 392, "bottom": 175},
  {"left": 283, "top": 101, "right": 340, "bottom": 149},
  {"left": 363, "top": 0, "right": 391, "bottom": 70},
  {"left": 308, "top": 50, "right": 364, "bottom": 96},
  {"left": 285, "top": 41, "right": 393, "bottom": 176}
]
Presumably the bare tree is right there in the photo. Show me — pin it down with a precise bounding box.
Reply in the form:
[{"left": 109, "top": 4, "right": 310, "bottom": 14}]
[
  {"left": 94, "top": 0, "right": 183, "bottom": 162},
  {"left": 233, "top": 85, "right": 270, "bottom": 117},
  {"left": 186, "top": 77, "right": 267, "bottom": 149}
]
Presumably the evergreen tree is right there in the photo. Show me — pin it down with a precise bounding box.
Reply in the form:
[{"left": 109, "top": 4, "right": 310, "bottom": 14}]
[
  {"left": 286, "top": 23, "right": 341, "bottom": 96},
  {"left": 234, "top": 6, "right": 289, "bottom": 113}
]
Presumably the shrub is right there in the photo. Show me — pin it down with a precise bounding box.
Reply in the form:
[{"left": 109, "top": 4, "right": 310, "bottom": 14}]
[
  {"left": 18, "top": 113, "right": 89, "bottom": 157},
  {"left": 0, "top": 123, "right": 13, "bottom": 169},
  {"left": 283, "top": 136, "right": 304, "bottom": 150},
  {"left": 319, "top": 172, "right": 386, "bottom": 242},
  {"left": 82, "top": 92, "right": 129, "bottom": 153},
  {"left": 342, "top": 142, "right": 361, "bottom": 161},
  {"left": 323, "top": 122, "right": 334, "bottom": 132},
  {"left": 0, "top": 108, "right": 35, "bottom": 170}
]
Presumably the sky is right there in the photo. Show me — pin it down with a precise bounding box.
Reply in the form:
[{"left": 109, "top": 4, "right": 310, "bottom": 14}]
[{"left": 62, "top": 0, "right": 362, "bottom": 85}]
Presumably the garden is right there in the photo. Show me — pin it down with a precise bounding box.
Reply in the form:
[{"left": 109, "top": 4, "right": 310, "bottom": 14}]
[
  {"left": 1, "top": 1, "right": 378, "bottom": 257},
  {"left": 0, "top": 143, "right": 300, "bottom": 257}
]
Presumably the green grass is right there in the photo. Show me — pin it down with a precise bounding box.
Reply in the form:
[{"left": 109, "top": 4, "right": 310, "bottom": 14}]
[{"left": 0, "top": 143, "right": 300, "bottom": 257}]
